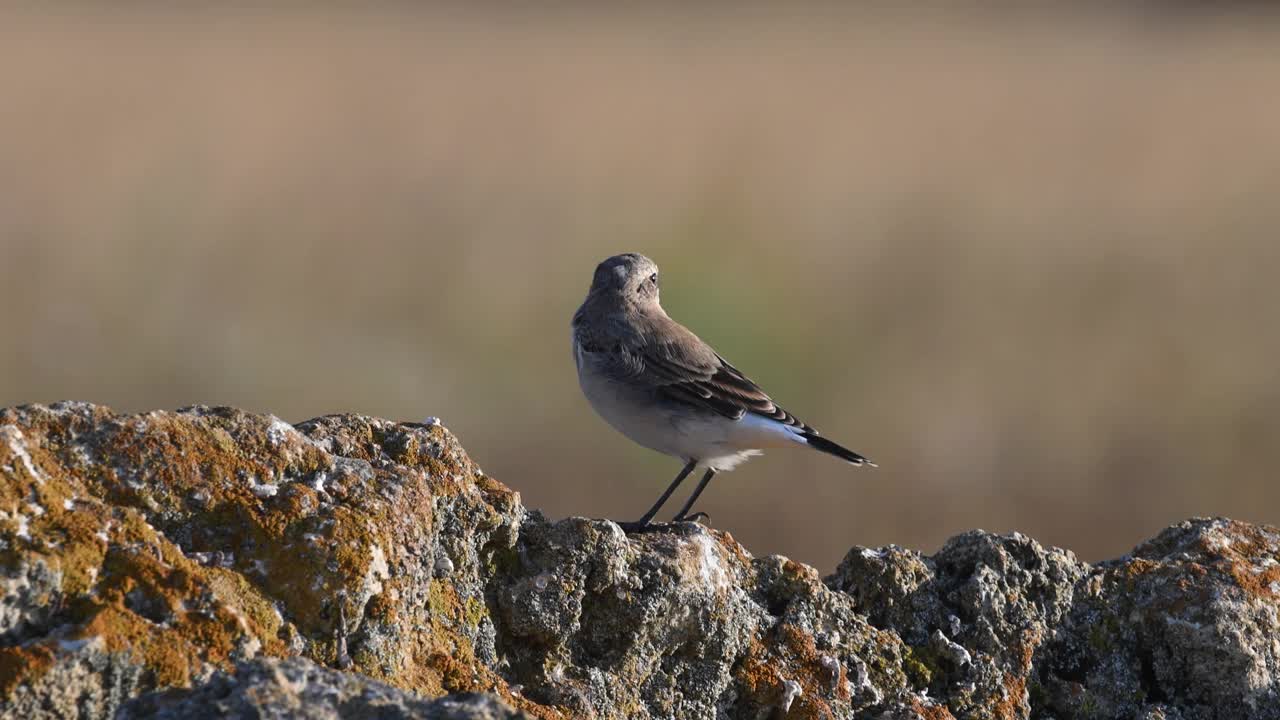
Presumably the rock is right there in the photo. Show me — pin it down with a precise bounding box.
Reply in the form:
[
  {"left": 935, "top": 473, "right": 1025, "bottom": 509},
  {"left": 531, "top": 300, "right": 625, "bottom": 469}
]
[
  {"left": 1035, "top": 518, "right": 1280, "bottom": 719},
  {"left": 491, "top": 516, "right": 909, "bottom": 718},
  {"left": 828, "top": 529, "right": 1088, "bottom": 718},
  {"left": 118, "top": 656, "right": 529, "bottom": 719},
  {"left": 0, "top": 403, "right": 528, "bottom": 719},
  {"left": 2, "top": 403, "right": 1279, "bottom": 719}
]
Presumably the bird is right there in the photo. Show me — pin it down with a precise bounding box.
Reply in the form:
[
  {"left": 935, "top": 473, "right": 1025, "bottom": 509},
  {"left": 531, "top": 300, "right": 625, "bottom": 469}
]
[{"left": 571, "top": 252, "right": 873, "bottom": 532}]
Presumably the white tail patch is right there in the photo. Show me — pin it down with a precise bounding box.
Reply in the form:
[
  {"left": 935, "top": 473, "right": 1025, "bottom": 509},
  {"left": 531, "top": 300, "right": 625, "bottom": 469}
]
[{"left": 703, "top": 449, "right": 763, "bottom": 472}]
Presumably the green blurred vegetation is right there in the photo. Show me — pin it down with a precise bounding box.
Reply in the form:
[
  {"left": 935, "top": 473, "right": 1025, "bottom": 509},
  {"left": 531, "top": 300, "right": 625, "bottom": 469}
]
[{"left": 2, "top": 6, "right": 1279, "bottom": 570}]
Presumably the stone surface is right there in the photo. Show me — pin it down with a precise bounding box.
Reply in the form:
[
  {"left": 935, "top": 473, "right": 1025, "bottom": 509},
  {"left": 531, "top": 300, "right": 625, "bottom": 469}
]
[
  {"left": 1034, "top": 518, "right": 1280, "bottom": 719},
  {"left": 0, "top": 403, "right": 528, "bottom": 720},
  {"left": 1, "top": 403, "right": 1278, "bottom": 719},
  {"left": 119, "top": 656, "right": 530, "bottom": 719}
]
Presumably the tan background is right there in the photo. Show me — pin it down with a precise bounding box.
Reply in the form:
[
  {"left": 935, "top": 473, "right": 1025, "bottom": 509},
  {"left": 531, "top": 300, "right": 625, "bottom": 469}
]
[{"left": 3, "top": 6, "right": 1279, "bottom": 571}]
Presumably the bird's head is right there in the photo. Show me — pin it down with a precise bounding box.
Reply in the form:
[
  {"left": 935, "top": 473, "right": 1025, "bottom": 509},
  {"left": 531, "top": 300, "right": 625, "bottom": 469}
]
[{"left": 587, "top": 253, "right": 662, "bottom": 307}]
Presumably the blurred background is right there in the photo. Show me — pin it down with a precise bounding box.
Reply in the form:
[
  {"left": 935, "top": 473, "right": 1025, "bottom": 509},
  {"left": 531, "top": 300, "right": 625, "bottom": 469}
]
[{"left": 3, "top": 5, "right": 1279, "bottom": 572}]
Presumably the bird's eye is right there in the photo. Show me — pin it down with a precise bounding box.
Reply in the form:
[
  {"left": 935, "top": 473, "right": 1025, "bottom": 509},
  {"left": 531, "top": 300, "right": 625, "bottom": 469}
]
[{"left": 649, "top": 273, "right": 659, "bottom": 285}]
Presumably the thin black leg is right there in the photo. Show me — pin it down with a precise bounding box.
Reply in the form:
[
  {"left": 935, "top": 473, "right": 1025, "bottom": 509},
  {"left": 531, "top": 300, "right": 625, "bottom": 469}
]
[
  {"left": 672, "top": 468, "right": 717, "bottom": 522},
  {"left": 618, "top": 460, "right": 698, "bottom": 532}
]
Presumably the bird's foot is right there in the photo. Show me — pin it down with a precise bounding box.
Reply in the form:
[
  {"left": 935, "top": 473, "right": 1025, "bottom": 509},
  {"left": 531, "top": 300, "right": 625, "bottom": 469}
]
[
  {"left": 616, "top": 519, "right": 663, "bottom": 534},
  {"left": 672, "top": 511, "right": 710, "bottom": 525}
]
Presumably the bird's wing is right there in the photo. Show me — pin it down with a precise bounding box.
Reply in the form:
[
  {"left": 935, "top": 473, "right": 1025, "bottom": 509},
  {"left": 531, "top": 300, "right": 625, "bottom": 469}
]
[{"left": 595, "top": 326, "right": 812, "bottom": 430}]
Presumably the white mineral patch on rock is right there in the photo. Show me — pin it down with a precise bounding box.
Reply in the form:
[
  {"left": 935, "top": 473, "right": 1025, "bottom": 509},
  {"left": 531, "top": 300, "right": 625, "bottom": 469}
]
[
  {"left": 780, "top": 679, "right": 802, "bottom": 711},
  {"left": 434, "top": 553, "right": 455, "bottom": 577},
  {"left": 690, "top": 533, "right": 729, "bottom": 592},
  {"left": 365, "top": 544, "right": 390, "bottom": 596},
  {"left": 266, "top": 417, "right": 296, "bottom": 447},
  {"left": 2, "top": 425, "right": 43, "bottom": 482},
  {"left": 850, "top": 659, "right": 881, "bottom": 704},
  {"left": 248, "top": 477, "right": 278, "bottom": 498}
]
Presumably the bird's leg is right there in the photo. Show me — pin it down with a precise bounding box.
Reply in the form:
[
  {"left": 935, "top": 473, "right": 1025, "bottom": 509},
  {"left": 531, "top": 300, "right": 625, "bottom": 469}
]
[
  {"left": 618, "top": 460, "right": 697, "bottom": 533},
  {"left": 672, "top": 468, "right": 717, "bottom": 523}
]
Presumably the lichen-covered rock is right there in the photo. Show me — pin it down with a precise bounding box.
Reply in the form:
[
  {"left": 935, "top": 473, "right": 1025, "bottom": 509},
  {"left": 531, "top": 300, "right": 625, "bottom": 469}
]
[
  {"left": 118, "top": 656, "right": 529, "bottom": 719},
  {"left": 0, "top": 403, "right": 533, "bottom": 718},
  {"left": 828, "top": 530, "right": 1087, "bottom": 718},
  {"left": 492, "top": 515, "right": 911, "bottom": 718},
  {"left": 2, "top": 403, "right": 1279, "bottom": 719},
  {"left": 826, "top": 519, "right": 1280, "bottom": 720},
  {"left": 1035, "top": 518, "right": 1280, "bottom": 720}
]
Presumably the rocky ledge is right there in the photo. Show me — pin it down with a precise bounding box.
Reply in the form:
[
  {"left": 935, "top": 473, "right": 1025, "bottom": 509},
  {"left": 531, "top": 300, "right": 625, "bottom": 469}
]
[{"left": 1, "top": 404, "right": 1277, "bottom": 719}]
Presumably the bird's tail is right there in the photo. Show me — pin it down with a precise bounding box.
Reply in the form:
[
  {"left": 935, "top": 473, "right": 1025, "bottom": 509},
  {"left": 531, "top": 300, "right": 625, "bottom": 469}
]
[{"left": 802, "top": 432, "right": 875, "bottom": 467}]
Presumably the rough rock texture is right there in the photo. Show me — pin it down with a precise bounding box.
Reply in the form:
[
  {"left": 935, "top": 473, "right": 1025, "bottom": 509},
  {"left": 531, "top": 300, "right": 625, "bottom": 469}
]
[
  {"left": 2, "top": 403, "right": 1278, "bottom": 719},
  {"left": 1035, "top": 520, "right": 1280, "bottom": 719},
  {"left": 0, "top": 403, "right": 526, "bottom": 720},
  {"left": 119, "top": 656, "right": 530, "bottom": 719}
]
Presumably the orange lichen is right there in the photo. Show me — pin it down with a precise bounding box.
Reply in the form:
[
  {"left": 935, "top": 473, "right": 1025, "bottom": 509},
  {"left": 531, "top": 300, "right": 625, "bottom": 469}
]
[
  {"left": 733, "top": 623, "right": 848, "bottom": 719},
  {"left": 0, "top": 643, "right": 56, "bottom": 697},
  {"left": 990, "top": 672, "right": 1028, "bottom": 720},
  {"left": 907, "top": 697, "right": 958, "bottom": 720},
  {"left": 364, "top": 587, "right": 400, "bottom": 625},
  {"left": 1209, "top": 521, "right": 1280, "bottom": 599},
  {"left": 1227, "top": 560, "right": 1280, "bottom": 598},
  {"left": 0, "top": 407, "right": 337, "bottom": 703}
]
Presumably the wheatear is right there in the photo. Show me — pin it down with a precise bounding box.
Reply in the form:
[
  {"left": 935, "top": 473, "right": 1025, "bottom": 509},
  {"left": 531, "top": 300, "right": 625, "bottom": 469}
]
[{"left": 572, "top": 253, "right": 873, "bottom": 532}]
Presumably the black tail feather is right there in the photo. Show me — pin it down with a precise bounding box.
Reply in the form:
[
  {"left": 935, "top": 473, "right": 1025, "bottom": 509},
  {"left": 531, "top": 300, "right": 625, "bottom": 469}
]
[{"left": 802, "top": 433, "right": 875, "bottom": 467}]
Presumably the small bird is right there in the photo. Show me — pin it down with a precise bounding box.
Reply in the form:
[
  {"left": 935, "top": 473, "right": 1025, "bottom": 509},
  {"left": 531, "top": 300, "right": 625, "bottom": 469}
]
[{"left": 572, "top": 253, "right": 873, "bottom": 532}]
